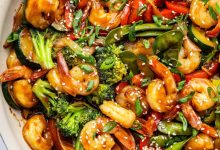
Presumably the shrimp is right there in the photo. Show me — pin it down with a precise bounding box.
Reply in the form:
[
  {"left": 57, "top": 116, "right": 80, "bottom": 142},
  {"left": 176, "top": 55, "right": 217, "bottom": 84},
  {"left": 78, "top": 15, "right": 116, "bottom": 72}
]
[
  {"left": 177, "top": 37, "right": 201, "bottom": 74},
  {"left": 6, "top": 49, "right": 21, "bottom": 69},
  {"left": 23, "top": 114, "right": 53, "bottom": 150},
  {"left": 99, "top": 101, "right": 136, "bottom": 128},
  {"left": 181, "top": 102, "right": 218, "bottom": 138},
  {"left": 88, "top": 0, "right": 122, "bottom": 29},
  {"left": 147, "top": 56, "right": 177, "bottom": 113},
  {"left": 57, "top": 51, "right": 99, "bottom": 96},
  {"left": 80, "top": 117, "right": 135, "bottom": 150},
  {"left": 116, "top": 85, "right": 149, "bottom": 115},
  {"left": 25, "top": 0, "right": 59, "bottom": 29},
  {"left": 13, "top": 79, "right": 38, "bottom": 108},
  {"left": 190, "top": 0, "right": 220, "bottom": 29},
  {"left": 185, "top": 133, "right": 214, "bottom": 150},
  {"left": 0, "top": 65, "right": 33, "bottom": 83},
  {"left": 181, "top": 78, "right": 217, "bottom": 111},
  {"left": 47, "top": 68, "right": 65, "bottom": 93}
]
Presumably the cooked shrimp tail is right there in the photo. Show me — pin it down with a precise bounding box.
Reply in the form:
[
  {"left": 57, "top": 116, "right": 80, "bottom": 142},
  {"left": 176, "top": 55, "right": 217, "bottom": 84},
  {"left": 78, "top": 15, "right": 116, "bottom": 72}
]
[{"left": 0, "top": 65, "right": 32, "bottom": 82}]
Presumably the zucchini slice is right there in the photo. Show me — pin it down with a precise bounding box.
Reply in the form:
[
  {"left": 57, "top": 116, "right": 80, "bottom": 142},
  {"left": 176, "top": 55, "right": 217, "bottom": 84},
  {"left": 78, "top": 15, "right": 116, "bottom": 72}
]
[
  {"left": 15, "top": 28, "right": 41, "bottom": 69},
  {"left": 188, "top": 24, "right": 216, "bottom": 52},
  {"left": 2, "top": 82, "right": 20, "bottom": 109}
]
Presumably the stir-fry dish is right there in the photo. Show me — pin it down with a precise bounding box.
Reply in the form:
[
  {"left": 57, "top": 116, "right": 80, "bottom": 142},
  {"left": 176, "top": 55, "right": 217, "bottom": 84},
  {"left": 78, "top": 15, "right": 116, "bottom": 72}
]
[{"left": 1, "top": 0, "right": 220, "bottom": 149}]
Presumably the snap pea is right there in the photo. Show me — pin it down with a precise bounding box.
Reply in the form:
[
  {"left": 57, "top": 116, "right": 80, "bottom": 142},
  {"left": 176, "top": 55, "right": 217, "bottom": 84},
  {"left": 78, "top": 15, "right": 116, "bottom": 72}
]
[
  {"left": 153, "top": 30, "right": 184, "bottom": 55},
  {"left": 135, "top": 23, "right": 173, "bottom": 32},
  {"left": 137, "top": 54, "right": 154, "bottom": 78},
  {"left": 165, "top": 139, "right": 189, "bottom": 150},
  {"left": 105, "top": 23, "right": 173, "bottom": 45},
  {"left": 135, "top": 31, "right": 164, "bottom": 37},
  {"left": 150, "top": 135, "right": 170, "bottom": 148},
  {"left": 158, "top": 121, "right": 192, "bottom": 135}
]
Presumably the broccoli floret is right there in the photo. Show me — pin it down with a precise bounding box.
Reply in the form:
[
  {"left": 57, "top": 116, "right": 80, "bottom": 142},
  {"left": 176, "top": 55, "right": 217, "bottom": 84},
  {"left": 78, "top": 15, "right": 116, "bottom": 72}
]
[
  {"left": 30, "top": 29, "right": 58, "bottom": 69},
  {"left": 95, "top": 44, "right": 127, "bottom": 85},
  {"left": 61, "top": 47, "right": 84, "bottom": 68},
  {"left": 57, "top": 106, "right": 101, "bottom": 137},
  {"left": 54, "top": 39, "right": 96, "bottom": 67},
  {"left": 86, "top": 84, "right": 115, "bottom": 106},
  {"left": 32, "top": 79, "right": 102, "bottom": 137}
]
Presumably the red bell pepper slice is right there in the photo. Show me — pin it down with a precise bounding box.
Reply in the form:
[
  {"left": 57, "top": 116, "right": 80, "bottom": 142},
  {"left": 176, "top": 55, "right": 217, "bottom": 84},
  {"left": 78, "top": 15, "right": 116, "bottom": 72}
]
[
  {"left": 185, "top": 70, "right": 210, "bottom": 82},
  {"left": 128, "top": 0, "right": 146, "bottom": 24},
  {"left": 165, "top": 1, "right": 189, "bottom": 14},
  {"left": 64, "top": 1, "right": 74, "bottom": 29},
  {"left": 140, "top": 111, "right": 163, "bottom": 137},
  {"left": 172, "top": 73, "right": 181, "bottom": 83},
  {"left": 206, "top": 17, "right": 220, "bottom": 37},
  {"left": 144, "top": 4, "right": 153, "bottom": 23},
  {"left": 121, "top": 1, "right": 131, "bottom": 25},
  {"left": 115, "top": 82, "right": 129, "bottom": 94},
  {"left": 139, "top": 136, "right": 150, "bottom": 150},
  {"left": 77, "top": 0, "right": 88, "bottom": 9},
  {"left": 132, "top": 74, "right": 144, "bottom": 87},
  {"left": 161, "top": 9, "right": 177, "bottom": 19},
  {"left": 202, "top": 60, "right": 219, "bottom": 76}
]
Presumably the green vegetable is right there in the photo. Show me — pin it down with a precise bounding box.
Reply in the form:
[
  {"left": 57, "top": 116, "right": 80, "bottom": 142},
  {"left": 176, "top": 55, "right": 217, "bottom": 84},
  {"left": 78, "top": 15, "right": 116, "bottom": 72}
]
[
  {"left": 56, "top": 39, "right": 96, "bottom": 67},
  {"left": 158, "top": 121, "right": 192, "bottom": 135},
  {"left": 86, "top": 80, "right": 94, "bottom": 92},
  {"left": 165, "top": 135, "right": 189, "bottom": 148},
  {"left": 179, "top": 91, "right": 195, "bottom": 103},
  {"left": 216, "top": 3, "right": 220, "bottom": 14},
  {"left": 32, "top": 79, "right": 101, "bottom": 136},
  {"left": 128, "top": 23, "right": 136, "bottom": 41},
  {"left": 153, "top": 15, "right": 163, "bottom": 26},
  {"left": 188, "top": 24, "right": 216, "bottom": 51},
  {"left": 165, "top": 139, "right": 189, "bottom": 150},
  {"left": 105, "top": 23, "right": 173, "bottom": 45},
  {"left": 73, "top": 9, "right": 83, "bottom": 33},
  {"left": 15, "top": 28, "right": 41, "bottom": 69},
  {"left": 153, "top": 30, "right": 184, "bottom": 67},
  {"left": 75, "top": 136, "right": 84, "bottom": 150},
  {"left": 86, "top": 84, "right": 115, "bottom": 106},
  {"left": 150, "top": 135, "right": 171, "bottom": 148},
  {"left": 138, "top": 4, "right": 147, "bottom": 16},
  {"left": 215, "top": 114, "right": 220, "bottom": 130},
  {"left": 80, "top": 64, "right": 94, "bottom": 74},
  {"left": 100, "top": 57, "right": 115, "bottom": 70},
  {"left": 178, "top": 112, "right": 188, "bottom": 131},
  {"left": 6, "top": 31, "right": 19, "bottom": 43},
  {"left": 135, "top": 30, "right": 164, "bottom": 37},
  {"left": 88, "top": 33, "right": 96, "bottom": 46},
  {"left": 130, "top": 120, "right": 142, "bottom": 130},
  {"left": 204, "top": 110, "right": 215, "bottom": 124},
  {"left": 119, "top": 51, "right": 138, "bottom": 74},
  {"left": 209, "top": 6, "right": 217, "bottom": 20},
  {"left": 177, "top": 80, "right": 186, "bottom": 91},
  {"left": 135, "top": 98, "right": 143, "bottom": 116},
  {"left": 153, "top": 30, "right": 184, "bottom": 55},
  {"left": 30, "top": 29, "right": 58, "bottom": 69},
  {"left": 95, "top": 45, "right": 127, "bottom": 85},
  {"left": 2, "top": 82, "right": 20, "bottom": 109},
  {"left": 143, "top": 39, "right": 150, "bottom": 49},
  {"left": 103, "top": 121, "right": 117, "bottom": 132},
  {"left": 141, "top": 78, "right": 151, "bottom": 87},
  {"left": 137, "top": 54, "right": 154, "bottom": 78},
  {"left": 202, "top": 0, "right": 209, "bottom": 5}
]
